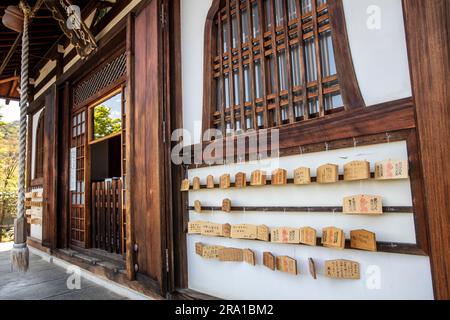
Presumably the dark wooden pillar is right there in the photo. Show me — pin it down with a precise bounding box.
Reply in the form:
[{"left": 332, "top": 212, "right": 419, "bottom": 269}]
[{"left": 403, "top": 0, "right": 450, "bottom": 300}]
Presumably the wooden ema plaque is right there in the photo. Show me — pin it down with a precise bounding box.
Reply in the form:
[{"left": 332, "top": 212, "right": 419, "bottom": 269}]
[
  {"left": 235, "top": 172, "right": 247, "bottom": 188},
  {"left": 343, "top": 195, "right": 383, "bottom": 215},
  {"left": 220, "top": 174, "right": 231, "bottom": 189},
  {"left": 325, "top": 260, "right": 360, "bottom": 280},
  {"left": 231, "top": 224, "right": 258, "bottom": 240},
  {"left": 257, "top": 225, "right": 270, "bottom": 242},
  {"left": 300, "top": 227, "right": 317, "bottom": 246},
  {"left": 271, "top": 227, "right": 300, "bottom": 244},
  {"left": 196, "top": 243, "right": 225, "bottom": 259},
  {"left": 222, "top": 199, "right": 232, "bottom": 213},
  {"left": 201, "top": 222, "right": 231, "bottom": 237},
  {"left": 218, "top": 248, "right": 244, "bottom": 262},
  {"left": 276, "top": 256, "right": 298, "bottom": 275},
  {"left": 194, "top": 200, "right": 202, "bottom": 213},
  {"left": 206, "top": 175, "right": 215, "bottom": 189},
  {"left": 294, "top": 167, "right": 311, "bottom": 185},
  {"left": 375, "top": 159, "right": 409, "bottom": 180},
  {"left": 309, "top": 258, "right": 317, "bottom": 280},
  {"left": 263, "top": 252, "right": 276, "bottom": 271},
  {"left": 344, "top": 160, "right": 371, "bottom": 181},
  {"left": 322, "top": 227, "right": 345, "bottom": 249},
  {"left": 188, "top": 221, "right": 203, "bottom": 234},
  {"left": 243, "top": 249, "right": 256, "bottom": 266},
  {"left": 317, "top": 164, "right": 339, "bottom": 184},
  {"left": 271, "top": 169, "right": 287, "bottom": 185},
  {"left": 192, "top": 177, "right": 201, "bottom": 190},
  {"left": 350, "top": 229, "right": 377, "bottom": 252},
  {"left": 250, "top": 170, "right": 266, "bottom": 186},
  {"left": 180, "top": 179, "right": 190, "bottom": 192}
]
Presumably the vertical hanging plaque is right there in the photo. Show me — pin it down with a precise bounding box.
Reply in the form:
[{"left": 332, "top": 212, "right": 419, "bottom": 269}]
[
  {"left": 180, "top": 179, "right": 190, "bottom": 192},
  {"left": 350, "top": 229, "right": 377, "bottom": 252},
  {"left": 194, "top": 200, "right": 202, "bottom": 213},
  {"left": 192, "top": 177, "right": 201, "bottom": 190},
  {"left": 309, "top": 258, "right": 317, "bottom": 280},
  {"left": 322, "top": 227, "right": 345, "bottom": 249},
  {"left": 271, "top": 227, "right": 300, "bottom": 244},
  {"left": 276, "top": 256, "right": 298, "bottom": 275},
  {"left": 218, "top": 248, "right": 244, "bottom": 262},
  {"left": 235, "top": 172, "right": 247, "bottom": 188},
  {"left": 317, "top": 164, "right": 339, "bottom": 184},
  {"left": 294, "top": 167, "right": 311, "bottom": 185},
  {"left": 250, "top": 170, "right": 267, "bottom": 186},
  {"left": 343, "top": 195, "right": 383, "bottom": 215},
  {"left": 375, "top": 159, "right": 409, "bottom": 180},
  {"left": 206, "top": 175, "right": 215, "bottom": 189},
  {"left": 344, "top": 161, "right": 371, "bottom": 181},
  {"left": 222, "top": 199, "right": 232, "bottom": 213},
  {"left": 243, "top": 249, "right": 256, "bottom": 266},
  {"left": 325, "top": 260, "right": 360, "bottom": 280},
  {"left": 271, "top": 169, "right": 287, "bottom": 185},
  {"left": 263, "top": 252, "right": 276, "bottom": 271},
  {"left": 220, "top": 174, "right": 231, "bottom": 189},
  {"left": 300, "top": 227, "right": 317, "bottom": 246}
]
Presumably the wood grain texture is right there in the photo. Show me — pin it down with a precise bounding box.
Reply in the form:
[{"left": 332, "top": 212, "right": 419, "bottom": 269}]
[{"left": 403, "top": 0, "right": 450, "bottom": 300}]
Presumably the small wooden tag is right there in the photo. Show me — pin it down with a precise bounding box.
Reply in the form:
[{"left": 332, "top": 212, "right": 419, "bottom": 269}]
[
  {"left": 243, "top": 249, "right": 256, "bottom": 266},
  {"left": 196, "top": 244, "right": 225, "bottom": 259},
  {"left": 271, "top": 227, "right": 300, "bottom": 244},
  {"left": 343, "top": 195, "right": 383, "bottom": 215},
  {"left": 294, "top": 167, "right": 311, "bottom": 185},
  {"left": 30, "top": 218, "right": 42, "bottom": 225},
  {"left": 271, "top": 169, "right": 287, "bottom": 185},
  {"left": 194, "top": 200, "right": 202, "bottom": 213},
  {"left": 192, "top": 177, "right": 201, "bottom": 190},
  {"left": 195, "top": 243, "right": 204, "bottom": 256},
  {"left": 317, "top": 164, "right": 339, "bottom": 184},
  {"left": 325, "top": 259, "right": 360, "bottom": 280},
  {"left": 375, "top": 159, "right": 409, "bottom": 180},
  {"left": 235, "top": 172, "right": 247, "bottom": 188},
  {"left": 309, "top": 258, "right": 317, "bottom": 280},
  {"left": 299, "top": 227, "right": 317, "bottom": 246},
  {"left": 231, "top": 224, "right": 258, "bottom": 240},
  {"left": 206, "top": 175, "right": 215, "bottom": 189},
  {"left": 276, "top": 256, "right": 298, "bottom": 275},
  {"left": 263, "top": 252, "right": 276, "bottom": 271},
  {"left": 322, "top": 227, "right": 345, "bottom": 249},
  {"left": 257, "top": 225, "right": 270, "bottom": 242},
  {"left": 201, "top": 222, "right": 231, "bottom": 237},
  {"left": 344, "top": 160, "right": 371, "bottom": 181},
  {"left": 180, "top": 179, "right": 190, "bottom": 191},
  {"left": 219, "top": 174, "right": 231, "bottom": 189},
  {"left": 188, "top": 221, "right": 203, "bottom": 234},
  {"left": 222, "top": 199, "right": 232, "bottom": 213},
  {"left": 350, "top": 229, "right": 377, "bottom": 252},
  {"left": 218, "top": 248, "right": 244, "bottom": 262},
  {"left": 250, "top": 170, "right": 267, "bottom": 186}
]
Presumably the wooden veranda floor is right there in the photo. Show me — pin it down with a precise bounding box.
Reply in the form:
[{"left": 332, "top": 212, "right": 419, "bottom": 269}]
[{"left": 0, "top": 243, "right": 128, "bottom": 300}]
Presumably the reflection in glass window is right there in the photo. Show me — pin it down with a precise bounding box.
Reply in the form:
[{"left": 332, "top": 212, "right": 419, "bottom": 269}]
[
  {"left": 252, "top": 2, "right": 260, "bottom": 37},
  {"left": 93, "top": 92, "right": 122, "bottom": 140}
]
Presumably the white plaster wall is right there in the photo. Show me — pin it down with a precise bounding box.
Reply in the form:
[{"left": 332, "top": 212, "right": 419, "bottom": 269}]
[
  {"left": 186, "top": 142, "right": 434, "bottom": 299},
  {"left": 343, "top": 0, "right": 412, "bottom": 106},
  {"left": 31, "top": 108, "right": 44, "bottom": 180},
  {"left": 181, "top": 0, "right": 413, "bottom": 144}
]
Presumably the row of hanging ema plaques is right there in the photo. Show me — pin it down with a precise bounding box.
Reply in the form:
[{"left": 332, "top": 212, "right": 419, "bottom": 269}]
[
  {"left": 180, "top": 159, "right": 409, "bottom": 191},
  {"left": 193, "top": 194, "right": 383, "bottom": 215},
  {"left": 195, "top": 243, "right": 360, "bottom": 280},
  {"left": 188, "top": 222, "right": 377, "bottom": 252}
]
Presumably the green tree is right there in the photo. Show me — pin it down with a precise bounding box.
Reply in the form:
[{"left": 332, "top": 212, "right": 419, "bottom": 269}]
[
  {"left": 93, "top": 105, "right": 121, "bottom": 140},
  {"left": 0, "top": 106, "right": 19, "bottom": 242}
]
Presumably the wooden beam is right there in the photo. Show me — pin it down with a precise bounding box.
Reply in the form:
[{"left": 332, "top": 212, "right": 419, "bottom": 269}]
[
  {"left": 0, "top": 34, "right": 21, "bottom": 76},
  {"left": 0, "top": 76, "right": 19, "bottom": 85},
  {"left": 403, "top": 0, "right": 450, "bottom": 300}
]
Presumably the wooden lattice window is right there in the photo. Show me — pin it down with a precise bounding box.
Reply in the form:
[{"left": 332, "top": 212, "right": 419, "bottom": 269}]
[
  {"left": 34, "top": 112, "right": 44, "bottom": 180},
  {"left": 204, "top": 0, "right": 344, "bottom": 136}
]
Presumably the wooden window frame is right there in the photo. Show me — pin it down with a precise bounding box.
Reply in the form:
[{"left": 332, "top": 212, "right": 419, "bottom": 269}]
[
  {"left": 34, "top": 111, "right": 45, "bottom": 181},
  {"left": 202, "top": 0, "right": 364, "bottom": 137}
]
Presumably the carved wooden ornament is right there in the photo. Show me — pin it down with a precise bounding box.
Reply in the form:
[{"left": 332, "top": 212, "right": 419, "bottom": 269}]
[
  {"left": 263, "top": 252, "right": 276, "bottom": 271},
  {"left": 300, "top": 227, "right": 317, "bottom": 246},
  {"left": 218, "top": 248, "right": 244, "bottom": 262},
  {"left": 250, "top": 170, "right": 267, "bottom": 186},
  {"left": 322, "top": 227, "right": 345, "bottom": 250},
  {"left": 350, "top": 229, "right": 377, "bottom": 252},
  {"left": 294, "top": 167, "right": 311, "bottom": 185},
  {"left": 235, "top": 172, "right": 247, "bottom": 188},
  {"left": 192, "top": 177, "right": 201, "bottom": 190},
  {"left": 180, "top": 179, "right": 190, "bottom": 191},
  {"left": 344, "top": 160, "right": 371, "bottom": 181},
  {"left": 188, "top": 221, "right": 203, "bottom": 234},
  {"left": 271, "top": 227, "right": 300, "bottom": 244},
  {"left": 375, "top": 159, "right": 409, "bottom": 180},
  {"left": 243, "top": 249, "right": 256, "bottom": 266},
  {"left": 222, "top": 199, "right": 232, "bottom": 213},
  {"left": 325, "top": 259, "right": 360, "bottom": 280},
  {"left": 271, "top": 169, "right": 287, "bottom": 185},
  {"left": 276, "top": 256, "right": 298, "bottom": 275},
  {"left": 194, "top": 200, "right": 202, "bottom": 214},
  {"left": 206, "top": 175, "right": 215, "bottom": 189},
  {"left": 343, "top": 195, "right": 383, "bottom": 215},
  {"left": 317, "top": 164, "right": 339, "bottom": 184},
  {"left": 219, "top": 174, "right": 231, "bottom": 189},
  {"left": 201, "top": 222, "right": 231, "bottom": 238},
  {"left": 309, "top": 258, "right": 317, "bottom": 280}
]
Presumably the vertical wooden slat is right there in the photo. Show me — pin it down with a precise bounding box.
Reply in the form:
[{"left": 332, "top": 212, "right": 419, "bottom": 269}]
[
  {"left": 282, "top": 0, "right": 294, "bottom": 123},
  {"left": 296, "top": 0, "right": 309, "bottom": 119},
  {"left": 246, "top": 0, "right": 258, "bottom": 131},
  {"left": 236, "top": 0, "right": 246, "bottom": 130},
  {"left": 218, "top": 16, "right": 226, "bottom": 136},
  {"left": 258, "top": 0, "right": 269, "bottom": 127},
  {"left": 111, "top": 180, "right": 117, "bottom": 253},
  {"left": 91, "top": 182, "right": 96, "bottom": 248},
  {"left": 311, "top": 0, "right": 324, "bottom": 116},
  {"left": 100, "top": 184, "right": 105, "bottom": 250},
  {"left": 118, "top": 179, "right": 123, "bottom": 254},
  {"left": 106, "top": 180, "right": 111, "bottom": 252},
  {"left": 269, "top": 0, "right": 281, "bottom": 126},
  {"left": 226, "top": 0, "right": 236, "bottom": 132}
]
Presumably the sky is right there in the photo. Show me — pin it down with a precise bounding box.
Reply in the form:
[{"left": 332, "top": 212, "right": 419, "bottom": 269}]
[{"left": 0, "top": 99, "right": 20, "bottom": 123}]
